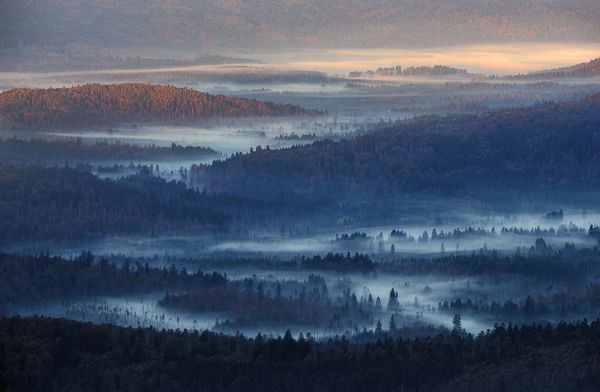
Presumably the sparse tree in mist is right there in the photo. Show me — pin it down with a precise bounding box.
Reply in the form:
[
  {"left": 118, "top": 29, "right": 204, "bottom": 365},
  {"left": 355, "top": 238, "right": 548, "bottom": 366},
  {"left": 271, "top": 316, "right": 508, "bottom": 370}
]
[
  {"left": 389, "top": 314, "right": 397, "bottom": 331},
  {"left": 387, "top": 289, "right": 400, "bottom": 311},
  {"left": 452, "top": 313, "right": 462, "bottom": 332},
  {"left": 375, "top": 319, "right": 383, "bottom": 334}
]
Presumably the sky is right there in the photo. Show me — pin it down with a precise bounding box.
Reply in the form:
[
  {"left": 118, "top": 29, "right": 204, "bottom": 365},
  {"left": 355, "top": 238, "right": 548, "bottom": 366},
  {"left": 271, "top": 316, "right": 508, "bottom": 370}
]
[
  {"left": 1, "top": 1, "right": 599, "bottom": 76},
  {"left": 3, "top": 1, "right": 600, "bottom": 53}
]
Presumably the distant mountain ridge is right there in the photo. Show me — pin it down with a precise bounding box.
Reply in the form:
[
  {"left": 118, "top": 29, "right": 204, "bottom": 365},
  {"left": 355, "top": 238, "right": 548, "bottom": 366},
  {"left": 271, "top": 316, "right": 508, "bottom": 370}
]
[
  {"left": 509, "top": 57, "right": 600, "bottom": 80},
  {"left": 0, "top": 83, "right": 317, "bottom": 130},
  {"left": 0, "top": 53, "right": 259, "bottom": 73}
]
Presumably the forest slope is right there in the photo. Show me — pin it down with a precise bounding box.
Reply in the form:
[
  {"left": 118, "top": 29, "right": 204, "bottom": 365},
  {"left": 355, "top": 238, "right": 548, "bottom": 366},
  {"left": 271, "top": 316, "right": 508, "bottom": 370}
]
[
  {"left": 0, "top": 166, "right": 270, "bottom": 243},
  {"left": 202, "top": 93, "right": 600, "bottom": 199},
  {"left": 510, "top": 57, "right": 600, "bottom": 80},
  {"left": 0, "top": 83, "right": 316, "bottom": 130}
]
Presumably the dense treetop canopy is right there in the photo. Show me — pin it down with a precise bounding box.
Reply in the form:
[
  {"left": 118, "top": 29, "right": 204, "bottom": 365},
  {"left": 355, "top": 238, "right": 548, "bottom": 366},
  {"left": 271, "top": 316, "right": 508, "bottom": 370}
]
[{"left": 0, "top": 83, "right": 317, "bottom": 130}]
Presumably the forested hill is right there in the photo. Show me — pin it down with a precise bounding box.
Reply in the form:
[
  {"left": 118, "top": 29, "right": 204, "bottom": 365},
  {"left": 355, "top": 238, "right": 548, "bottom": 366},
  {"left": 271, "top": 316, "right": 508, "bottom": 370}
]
[
  {"left": 0, "top": 83, "right": 317, "bottom": 130},
  {"left": 510, "top": 57, "right": 600, "bottom": 80},
  {"left": 202, "top": 93, "right": 600, "bottom": 199}
]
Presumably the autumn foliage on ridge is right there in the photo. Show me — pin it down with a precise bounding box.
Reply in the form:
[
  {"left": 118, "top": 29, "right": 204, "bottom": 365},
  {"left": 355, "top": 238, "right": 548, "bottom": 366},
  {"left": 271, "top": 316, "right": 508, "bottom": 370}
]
[{"left": 0, "top": 83, "right": 318, "bottom": 130}]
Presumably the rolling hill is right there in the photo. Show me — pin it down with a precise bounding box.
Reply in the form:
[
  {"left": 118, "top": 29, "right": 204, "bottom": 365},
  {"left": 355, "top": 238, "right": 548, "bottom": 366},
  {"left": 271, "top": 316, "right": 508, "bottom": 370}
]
[
  {"left": 0, "top": 83, "right": 317, "bottom": 130},
  {"left": 510, "top": 57, "right": 600, "bottom": 80}
]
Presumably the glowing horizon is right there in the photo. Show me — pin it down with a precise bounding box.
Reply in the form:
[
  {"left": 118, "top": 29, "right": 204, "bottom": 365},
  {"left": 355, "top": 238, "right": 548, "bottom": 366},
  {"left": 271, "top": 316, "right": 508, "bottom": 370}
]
[{"left": 256, "top": 42, "right": 600, "bottom": 75}]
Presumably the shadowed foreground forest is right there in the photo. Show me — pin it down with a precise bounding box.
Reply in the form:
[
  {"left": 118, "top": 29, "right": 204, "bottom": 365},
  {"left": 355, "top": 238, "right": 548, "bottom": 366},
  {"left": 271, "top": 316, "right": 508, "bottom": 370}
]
[{"left": 1, "top": 316, "right": 600, "bottom": 392}]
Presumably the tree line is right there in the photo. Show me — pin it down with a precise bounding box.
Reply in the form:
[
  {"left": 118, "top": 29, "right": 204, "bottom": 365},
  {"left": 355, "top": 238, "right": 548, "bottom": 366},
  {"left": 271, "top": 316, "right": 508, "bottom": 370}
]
[
  {"left": 0, "top": 137, "right": 220, "bottom": 164},
  {"left": 0, "top": 251, "right": 227, "bottom": 306},
  {"left": 0, "top": 165, "right": 286, "bottom": 243},
  {"left": 1, "top": 315, "right": 600, "bottom": 391}
]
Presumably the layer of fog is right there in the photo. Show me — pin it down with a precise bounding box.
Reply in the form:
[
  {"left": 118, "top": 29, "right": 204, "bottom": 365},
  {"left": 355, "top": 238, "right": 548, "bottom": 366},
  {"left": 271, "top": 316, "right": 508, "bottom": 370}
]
[
  {"left": 2, "top": 265, "right": 582, "bottom": 336},
  {"left": 7, "top": 208, "right": 597, "bottom": 260},
  {"left": 3, "top": 208, "right": 598, "bottom": 337},
  {"left": 44, "top": 116, "right": 354, "bottom": 157}
]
